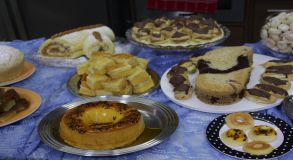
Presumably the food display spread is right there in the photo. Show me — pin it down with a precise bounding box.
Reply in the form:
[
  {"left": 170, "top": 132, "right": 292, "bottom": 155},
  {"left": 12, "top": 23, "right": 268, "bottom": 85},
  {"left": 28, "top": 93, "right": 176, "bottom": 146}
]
[
  {"left": 1, "top": 13, "right": 293, "bottom": 159},
  {"left": 130, "top": 16, "right": 224, "bottom": 48}
]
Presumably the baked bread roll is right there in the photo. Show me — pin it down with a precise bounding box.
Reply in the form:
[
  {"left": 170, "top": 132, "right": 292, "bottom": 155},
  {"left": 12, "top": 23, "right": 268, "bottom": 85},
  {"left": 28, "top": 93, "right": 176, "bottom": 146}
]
[
  {"left": 101, "top": 78, "right": 127, "bottom": 93},
  {"left": 221, "top": 129, "right": 248, "bottom": 147},
  {"left": 262, "top": 65, "right": 293, "bottom": 80},
  {"left": 127, "top": 67, "right": 152, "bottom": 86},
  {"left": 0, "top": 46, "right": 24, "bottom": 83},
  {"left": 178, "top": 60, "right": 196, "bottom": 73},
  {"left": 39, "top": 25, "right": 115, "bottom": 58},
  {"left": 248, "top": 125, "right": 277, "bottom": 142},
  {"left": 167, "top": 65, "right": 188, "bottom": 79},
  {"left": 263, "top": 59, "right": 293, "bottom": 68},
  {"left": 255, "top": 84, "right": 288, "bottom": 98},
  {"left": 225, "top": 112, "right": 254, "bottom": 130},
  {"left": 79, "top": 80, "right": 96, "bottom": 96},
  {"left": 260, "top": 76, "right": 291, "bottom": 90},
  {"left": 244, "top": 88, "right": 277, "bottom": 104},
  {"left": 88, "top": 57, "right": 115, "bottom": 74},
  {"left": 243, "top": 141, "right": 273, "bottom": 155},
  {"left": 173, "top": 84, "right": 193, "bottom": 100},
  {"left": 86, "top": 74, "right": 108, "bottom": 90}
]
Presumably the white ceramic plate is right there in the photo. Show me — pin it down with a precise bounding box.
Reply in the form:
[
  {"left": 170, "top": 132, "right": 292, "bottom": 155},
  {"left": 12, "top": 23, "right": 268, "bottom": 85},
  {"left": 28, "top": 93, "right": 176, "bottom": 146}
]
[{"left": 160, "top": 54, "right": 293, "bottom": 113}]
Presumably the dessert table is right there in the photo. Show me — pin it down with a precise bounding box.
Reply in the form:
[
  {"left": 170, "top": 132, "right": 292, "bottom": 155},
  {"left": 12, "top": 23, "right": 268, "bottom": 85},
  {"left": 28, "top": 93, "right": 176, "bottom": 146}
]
[{"left": 0, "top": 38, "right": 292, "bottom": 160}]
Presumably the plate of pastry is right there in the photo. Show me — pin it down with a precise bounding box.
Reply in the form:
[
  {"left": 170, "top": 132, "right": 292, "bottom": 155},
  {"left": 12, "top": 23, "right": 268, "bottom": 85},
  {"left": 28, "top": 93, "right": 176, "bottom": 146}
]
[
  {"left": 36, "top": 24, "right": 116, "bottom": 67},
  {"left": 0, "top": 87, "right": 41, "bottom": 127},
  {"left": 160, "top": 46, "right": 293, "bottom": 113},
  {"left": 206, "top": 112, "right": 293, "bottom": 159},
  {"left": 67, "top": 52, "right": 159, "bottom": 97},
  {"left": 126, "top": 16, "right": 230, "bottom": 51},
  {"left": 38, "top": 96, "right": 178, "bottom": 156},
  {"left": 0, "top": 45, "right": 35, "bottom": 86}
]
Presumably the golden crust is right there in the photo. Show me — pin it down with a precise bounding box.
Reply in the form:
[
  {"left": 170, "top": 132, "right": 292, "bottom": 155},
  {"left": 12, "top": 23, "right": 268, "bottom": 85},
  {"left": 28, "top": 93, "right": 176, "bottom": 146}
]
[
  {"left": 51, "top": 24, "right": 104, "bottom": 38},
  {"left": 60, "top": 101, "right": 145, "bottom": 150}
]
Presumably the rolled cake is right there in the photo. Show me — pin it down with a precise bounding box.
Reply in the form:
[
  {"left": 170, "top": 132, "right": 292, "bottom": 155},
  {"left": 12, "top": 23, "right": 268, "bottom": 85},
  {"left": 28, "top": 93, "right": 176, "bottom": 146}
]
[
  {"left": 0, "top": 45, "right": 24, "bottom": 82},
  {"left": 38, "top": 24, "right": 115, "bottom": 58}
]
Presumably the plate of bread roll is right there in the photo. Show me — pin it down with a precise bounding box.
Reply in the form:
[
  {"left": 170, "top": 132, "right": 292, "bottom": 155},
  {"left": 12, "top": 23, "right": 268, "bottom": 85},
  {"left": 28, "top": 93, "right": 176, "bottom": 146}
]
[
  {"left": 206, "top": 112, "right": 293, "bottom": 159},
  {"left": 68, "top": 52, "right": 159, "bottom": 97},
  {"left": 161, "top": 46, "right": 293, "bottom": 113}
]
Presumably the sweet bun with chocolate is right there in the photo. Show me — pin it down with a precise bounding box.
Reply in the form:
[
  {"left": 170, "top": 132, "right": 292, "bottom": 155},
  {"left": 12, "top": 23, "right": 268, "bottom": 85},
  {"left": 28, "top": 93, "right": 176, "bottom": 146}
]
[
  {"left": 248, "top": 125, "right": 277, "bottom": 142},
  {"left": 262, "top": 65, "right": 293, "bottom": 80},
  {"left": 263, "top": 59, "right": 293, "bottom": 68},
  {"left": 255, "top": 83, "right": 288, "bottom": 98},
  {"left": 243, "top": 141, "right": 273, "bottom": 155},
  {"left": 244, "top": 88, "right": 277, "bottom": 104},
  {"left": 221, "top": 129, "right": 248, "bottom": 147},
  {"left": 178, "top": 60, "right": 196, "bottom": 73},
  {"left": 260, "top": 76, "right": 291, "bottom": 90},
  {"left": 168, "top": 64, "right": 193, "bottom": 100},
  {"left": 225, "top": 112, "right": 254, "bottom": 130}
]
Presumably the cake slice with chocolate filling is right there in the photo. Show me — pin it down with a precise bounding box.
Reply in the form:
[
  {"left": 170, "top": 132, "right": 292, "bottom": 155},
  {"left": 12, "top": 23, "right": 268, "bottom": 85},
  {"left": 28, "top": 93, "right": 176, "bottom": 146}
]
[
  {"left": 194, "top": 46, "right": 253, "bottom": 105},
  {"left": 263, "top": 59, "right": 293, "bottom": 68},
  {"left": 262, "top": 65, "right": 293, "bottom": 80}
]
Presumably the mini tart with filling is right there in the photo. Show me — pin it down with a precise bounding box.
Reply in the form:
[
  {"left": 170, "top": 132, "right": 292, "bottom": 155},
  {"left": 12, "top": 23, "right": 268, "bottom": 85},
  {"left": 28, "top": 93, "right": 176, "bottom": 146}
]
[
  {"left": 243, "top": 141, "right": 273, "bottom": 155},
  {"left": 59, "top": 101, "right": 145, "bottom": 150},
  {"left": 220, "top": 129, "right": 248, "bottom": 147},
  {"left": 225, "top": 112, "right": 254, "bottom": 130},
  {"left": 248, "top": 125, "right": 277, "bottom": 142}
]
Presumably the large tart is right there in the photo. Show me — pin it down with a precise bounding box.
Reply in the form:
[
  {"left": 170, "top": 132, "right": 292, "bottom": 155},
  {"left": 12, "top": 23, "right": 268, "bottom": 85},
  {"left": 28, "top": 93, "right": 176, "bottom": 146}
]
[
  {"left": 59, "top": 101, "right": 145, "bottom": 150},
  {"left": 130, "top": 16, "right": 224, "bottom": 47}
]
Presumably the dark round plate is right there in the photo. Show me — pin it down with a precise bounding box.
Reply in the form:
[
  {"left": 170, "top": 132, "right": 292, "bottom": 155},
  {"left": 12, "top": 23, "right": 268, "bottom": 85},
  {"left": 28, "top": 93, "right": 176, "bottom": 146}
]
[
  {"left": 206, "top": 112, "right": 293, "bottom": 159},
  {"left": 126, "top": 26, "right": 230, "bottom": 52},
  {"left": 282, "top": 96, "right": 293, "bottom": 120}
]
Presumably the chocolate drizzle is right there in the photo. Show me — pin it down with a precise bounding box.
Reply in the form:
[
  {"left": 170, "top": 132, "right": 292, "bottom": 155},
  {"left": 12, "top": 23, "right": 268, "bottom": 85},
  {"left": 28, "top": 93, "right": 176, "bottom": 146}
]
[
  {"left": 255, "top": 84, "right": 288, "bottom": 96},
  {"left": 169, "top": 75, "right": 186, "bottom": 87},
  {"left": 268, "top": 59, "right": 293, "bottom": 63},
  {"left": 197, "top": 55, "right": 250, "bottom": 74},
  {"left": 262, "top": 76, "right": 287, "bottom": 85},
  {"left": 174, "top": 84, "right": 190, "bottom": 94},
  {"left": 172, "top": 32, "right": 187, "bottom": 38},
  {"left": 247, "top": 89, "right": 271, "bottom": 99}
]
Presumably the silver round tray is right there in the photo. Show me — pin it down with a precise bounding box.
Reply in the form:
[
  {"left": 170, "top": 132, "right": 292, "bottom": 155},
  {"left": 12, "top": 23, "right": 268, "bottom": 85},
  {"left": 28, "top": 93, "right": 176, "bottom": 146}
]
[
  {"left": 67, "top": 68, "right": 160, "bottom": 97},
  {"left": 38, "top": 96, "right": 178, "bottom": 156},
  {"left": 126, "top": 25, "right": 230, "bottom": 52}
]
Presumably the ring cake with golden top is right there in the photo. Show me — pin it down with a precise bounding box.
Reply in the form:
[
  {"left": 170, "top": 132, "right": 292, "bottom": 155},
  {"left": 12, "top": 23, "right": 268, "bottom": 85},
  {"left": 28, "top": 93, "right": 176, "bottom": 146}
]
[
  {"left": 59, "top": 101, "right": 145, "bottom": 150},
  {"left": 194, "top": 46, "right": 253, "bottom": 105}
]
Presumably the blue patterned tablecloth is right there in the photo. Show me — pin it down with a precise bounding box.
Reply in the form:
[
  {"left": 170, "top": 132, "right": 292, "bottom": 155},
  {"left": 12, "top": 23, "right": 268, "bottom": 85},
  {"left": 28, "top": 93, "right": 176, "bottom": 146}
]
[{"left": 0, "top": 39, "right": 292, "bottom": 160}]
